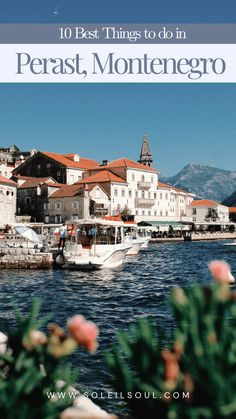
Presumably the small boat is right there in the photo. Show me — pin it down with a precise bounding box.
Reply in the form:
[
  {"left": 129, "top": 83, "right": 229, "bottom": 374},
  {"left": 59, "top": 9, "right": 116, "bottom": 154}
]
[
  {"left": 224, "top": 240, "right": 236, "bottom": 251},
  {"left": 137, "top": 228, "right": 151, "bottom": 249},
  {"left": 124, "top": 223, "right": 143, "bottom": 256},
  {"left": 62, "top": 219, "right": 131, "bottom": 270}
]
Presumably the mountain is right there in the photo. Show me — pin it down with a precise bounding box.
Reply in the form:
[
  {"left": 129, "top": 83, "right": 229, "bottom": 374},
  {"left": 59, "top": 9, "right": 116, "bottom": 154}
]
[
  {"left": 160, "top": 164, "right": 236, "bottom": 203},
  {"left": 222, "top": 190, "right": 236, "bottom": 207}
]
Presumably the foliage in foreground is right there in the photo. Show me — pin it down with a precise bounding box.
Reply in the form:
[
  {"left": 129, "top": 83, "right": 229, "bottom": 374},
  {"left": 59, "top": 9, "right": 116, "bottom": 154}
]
[
  {"left": 0, "top": 301, "right": 98, "bottom": 419},
  {"left": 106, "top": 264, "right": 236, "bottom": 419}
]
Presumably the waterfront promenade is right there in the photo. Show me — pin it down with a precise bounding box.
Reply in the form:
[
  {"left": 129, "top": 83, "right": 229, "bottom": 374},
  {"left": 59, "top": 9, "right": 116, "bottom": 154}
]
[{"left": 151, "top": 232, "right": 236, "bottom": 243}]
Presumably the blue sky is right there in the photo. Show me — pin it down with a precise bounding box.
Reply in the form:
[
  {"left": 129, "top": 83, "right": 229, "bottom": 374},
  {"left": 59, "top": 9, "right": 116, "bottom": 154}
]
[
  {"left": 1, "top": 1, "right": 236, "bottom": 24},
  {"left": 0, "top": 83, "right": 235, "bottom": 176},
  {"left": 0, "top": 1, "right": 236, "bottom": 176}
]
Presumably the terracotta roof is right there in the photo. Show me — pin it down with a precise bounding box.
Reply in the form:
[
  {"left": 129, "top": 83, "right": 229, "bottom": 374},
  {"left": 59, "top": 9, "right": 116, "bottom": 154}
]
[
  {"left": 158, "top": 181, "right": 191, "bottom": 195},
  {"left": 77, "top": 170, "right": 126, "bottom": 184},
  {"left": 158, "top": 181, "right": 172, "bottom": 189},
  {"left": 0, "top": 175, "right": 17, "bottom": 186},
  {"left": 229, "top": 207, "right": 236, "bottom": 213},
  {"left": 42, "top": 152, "right": 98, "bottom": 169},
  {"left": 50, "top": 184, "right": 85, "bottom": 198},
  {"left": 190, "top": 199, "right": 224, "bottom": 207},
  {"left": 94, "top": 158, "right": 158, "bottom": 173},
  {"left": 19, "top": 177, "right": 53, "bottom": 189},
  {"left": 46, "top": 182, "right": 64, "bottom": 188}
]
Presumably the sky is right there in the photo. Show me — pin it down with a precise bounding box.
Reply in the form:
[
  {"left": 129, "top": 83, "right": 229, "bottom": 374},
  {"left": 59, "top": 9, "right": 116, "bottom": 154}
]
[
  {"left": 0, "top": 1, "right": 236, "bottom": 177},
  {"left": 1, "top": 1, "right": 236, "bottom": 24}
]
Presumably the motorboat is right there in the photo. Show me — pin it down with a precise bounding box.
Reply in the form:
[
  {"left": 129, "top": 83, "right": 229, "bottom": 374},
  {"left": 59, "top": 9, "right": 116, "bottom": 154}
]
[
  {"left": 224, "top": 240, "right": 236, "bottom": 251},
  {"left": 124, "top": 222, "right": 143, "bottom": 256},
  {"left": 137, "top": 228, "right": 151, "bottom": 249},
  {"left": 62, "top": 219, "right": 132, "bottom": 270}
]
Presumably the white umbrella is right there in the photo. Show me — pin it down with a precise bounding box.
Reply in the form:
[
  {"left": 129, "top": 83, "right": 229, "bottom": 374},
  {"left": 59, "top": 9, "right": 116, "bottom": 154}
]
[{"left": 14, "top": 226, "right": 41, "bottom": 243}]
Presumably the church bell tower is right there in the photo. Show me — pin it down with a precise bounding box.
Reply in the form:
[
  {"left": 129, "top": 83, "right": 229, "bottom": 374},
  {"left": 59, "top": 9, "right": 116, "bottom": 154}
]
[{"left": 138, "top": 134, "right": 153, "bottom": 167}]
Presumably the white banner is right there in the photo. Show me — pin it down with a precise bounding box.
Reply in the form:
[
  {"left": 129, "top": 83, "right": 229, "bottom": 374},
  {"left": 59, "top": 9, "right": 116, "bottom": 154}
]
[{"left": 1, "top": 44, "right": 235, "bottom": 83}]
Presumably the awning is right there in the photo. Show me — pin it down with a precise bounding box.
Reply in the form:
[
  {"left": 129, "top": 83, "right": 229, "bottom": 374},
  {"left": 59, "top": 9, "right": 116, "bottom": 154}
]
[{"left": 137, "top": 220, "right": 188, "bottom": 228}]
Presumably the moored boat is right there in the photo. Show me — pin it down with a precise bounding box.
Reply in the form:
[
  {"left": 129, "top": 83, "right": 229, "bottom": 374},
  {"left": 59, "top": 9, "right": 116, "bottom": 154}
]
[
  {"left": 224, "top": 240, "right": 236, "bottom": 251},
  {"left": 62, "top": 219, "right": 131, "bottom": 270},
  {"left": 124, "top": 222, "right": 143, "bottom": 255}
]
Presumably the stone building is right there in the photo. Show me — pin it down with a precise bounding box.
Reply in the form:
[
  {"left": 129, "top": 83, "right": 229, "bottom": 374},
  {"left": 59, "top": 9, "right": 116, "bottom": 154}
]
[
  {"left": 13, "top": 151, "right": 98, "bottom": 184},
  {"left": 47, "top": 183, "right": 110, "bottom": 223},
  {"left": 14, "top": 176, "right": 63, "bottom": 222},
  {"left": 0, "top": 175, "right": 17, "bottom": 227}
]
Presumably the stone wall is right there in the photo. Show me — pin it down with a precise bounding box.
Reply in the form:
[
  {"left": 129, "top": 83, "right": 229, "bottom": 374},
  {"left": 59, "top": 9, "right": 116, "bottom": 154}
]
[{"left": 0, "top": 248, "right": 53, "bottom": 269}]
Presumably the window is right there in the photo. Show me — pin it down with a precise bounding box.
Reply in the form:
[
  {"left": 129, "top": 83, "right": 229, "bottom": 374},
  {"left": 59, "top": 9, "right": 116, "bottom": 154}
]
[
  {"left": 114, "top": 189, "right": 118, "bottom": 197},
  {"left": 136, "top": 210, "right": 138, "bottom": 215},
  {"left": 142, "top": 191, "right": 145, "bottom": 199},
  {"left": 154, "top": 193, "right": 157, "bottom": 199},
  {"left": 129, "top": 190, "right": 132, "bottom": 198},
  {"left": 142, "top": 210, "right": 145, "bottom": 216},
  {"left": 148, "top": 211, "right": 151, "bottom": 216},
  {"left": 37, "top": 164, "right": 41, "bottom": 170},
  {"left": 141, "top": 174, "right": 145, "bottom": 182},
  {"left": 11, "top": 191, "right": 14, "bottom": 196},
  {"left": 5, "top": 172, "right": 7, "bottom": 177},
  {"left": 6, "top": 191, "right": 10, "bottom": 196},
  {"left": 132, "top": 174, "right": 135, "bottom": 181},
  {"left": 148, "top": 192, "right": 151, "bottom": 198},
  {"left": 122, "top": 190, "right": 125, "bottom": 197},
  {"left": 154, "top": 210, "right": 157, "bottom": 216},
  {"left": 135, "top": 191, "right": 138, "bottom": 198},
  {"left": 44, "top": 202, "right": 50, "bottom": 210},
  {"left": 151, "top": 177, "right": 153, "bottom": 183},
  {"left": 25, "top": 197, "right": 31, "bottom": 205},
  {"left": 160, "top": 193, "right": 163, "bottom": 199},
  {"left": 47, "top": 163, "right": 51, "bottom": 169},
  {"left": 45, "top": 216, "right": 49, "bottom": 223},
  {"left": 166, "top": 211, "right": 168, "bottom": 216},
  {"left": 55, "top": 215, "right": 62, "bottom": 223},
  {"left": 72, "top": 201, "right": 78, "bottom": 209},
  {"left": 192, "top": 208, "right": 196, "bottom": 215},
  {"left": 57, "top": 170, "right": 61, "bottom": 177},
  {"left": 72, "top": 214, "right": 78, "bottom": 220},
  {"left": 56, "top": 201, "right": 62, "bottom": 209},
  {"left": 160, "top": 211, "right": 163, "bottom": 216}
]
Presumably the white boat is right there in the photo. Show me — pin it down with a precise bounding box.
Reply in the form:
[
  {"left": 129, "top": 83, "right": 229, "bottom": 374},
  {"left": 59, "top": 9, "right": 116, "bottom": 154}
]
[
  {"left": 137, "top": 228, "right": 151, "bottom": 249},
  {"left": 62, "top": 219, "right": 131, "bottom": 270},
  {"left": 224, "top": 240, "right": 236, "bottom": 251},
  {"left": 124, "top": 223, "right": 143, "bottom": 256}
]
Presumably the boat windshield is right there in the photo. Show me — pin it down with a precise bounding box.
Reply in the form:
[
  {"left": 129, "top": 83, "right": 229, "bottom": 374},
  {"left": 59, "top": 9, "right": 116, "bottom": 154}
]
[{"left": 77, "top": 224, "right": 122, "bottom": 246}]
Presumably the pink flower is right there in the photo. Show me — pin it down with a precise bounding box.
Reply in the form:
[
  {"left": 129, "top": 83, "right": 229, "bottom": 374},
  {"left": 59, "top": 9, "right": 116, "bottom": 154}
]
[
  {"left": 67, "top": 315, "right": 99, "bottom": 353},
  {"left": 209, "top": 260, "right": 235, "bottom": 284}
]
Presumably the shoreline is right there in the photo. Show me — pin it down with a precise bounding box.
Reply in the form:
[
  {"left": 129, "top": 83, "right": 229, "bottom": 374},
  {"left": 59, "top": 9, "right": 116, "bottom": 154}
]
[{"left": 151, "top": 233, "right": 236, "bottom": 243}]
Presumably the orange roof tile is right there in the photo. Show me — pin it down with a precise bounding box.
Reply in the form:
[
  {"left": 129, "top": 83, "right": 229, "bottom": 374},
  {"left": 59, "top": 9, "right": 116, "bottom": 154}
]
[
  {"left": 158, "top": 181, "right": 192, "bottom": 195},
  {"left": 190, "top": 199, "right": 223, "bottom": 207},
  {"left": 19, "top": 177, "right": 53, "bottom": 189},
  {"left": 229, "top": 207, "right": 236, "bottom": 213},
  {"left": 0, "top": 175, "right": 17, "bottom": 186},
  {"left": 77, "top": 170, "right": 126, "bottom": 184},
  {"left": 94, "top": 158, "right": 158, "bottom": 173},
  {"left": 50, "top": 184, "right": 84, "bottom": 198},
  {"left": 42, "top": 151, "right": 98, "bottom": 169}
]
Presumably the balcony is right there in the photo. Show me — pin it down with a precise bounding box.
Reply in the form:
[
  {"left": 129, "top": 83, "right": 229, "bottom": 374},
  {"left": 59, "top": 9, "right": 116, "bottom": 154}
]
[
  {"left": 135, "top": 198, "right": 155, "bottom": 208},
  {"left": 137, "top": 181, "right": 151, "bottom": 190}
]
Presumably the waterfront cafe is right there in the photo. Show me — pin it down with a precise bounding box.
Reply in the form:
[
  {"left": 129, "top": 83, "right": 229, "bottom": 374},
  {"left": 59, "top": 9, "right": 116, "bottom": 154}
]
[{"left": 137, "top": 220, "right": 191, "bottom": 238}]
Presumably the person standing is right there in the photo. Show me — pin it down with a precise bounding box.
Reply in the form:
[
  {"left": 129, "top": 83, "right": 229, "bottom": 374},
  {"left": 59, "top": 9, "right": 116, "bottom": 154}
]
[{"left": 58, "top": 223, "right": 68, "bottom": 250}]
